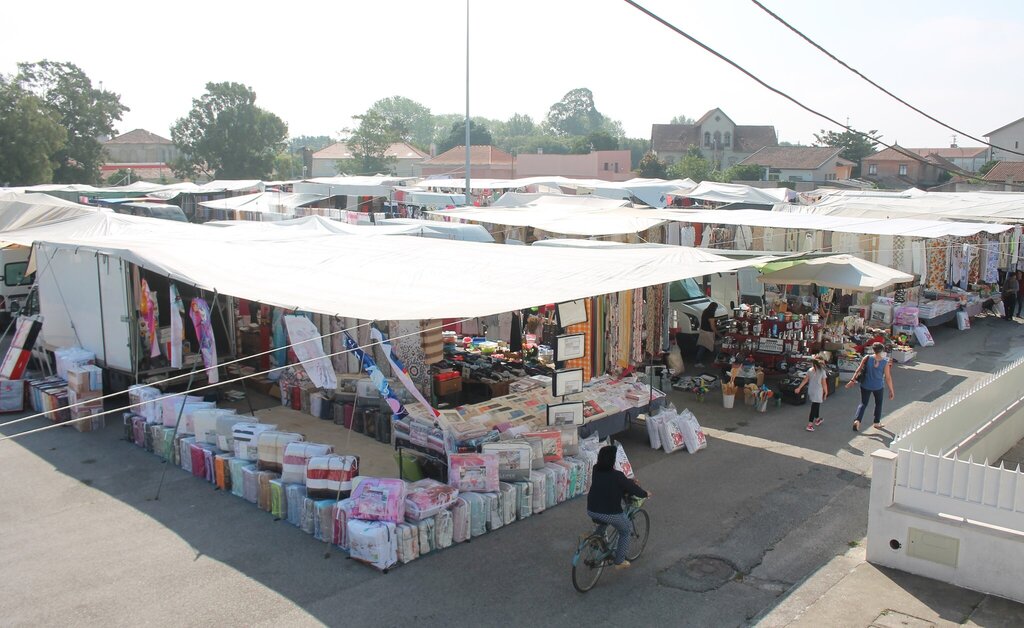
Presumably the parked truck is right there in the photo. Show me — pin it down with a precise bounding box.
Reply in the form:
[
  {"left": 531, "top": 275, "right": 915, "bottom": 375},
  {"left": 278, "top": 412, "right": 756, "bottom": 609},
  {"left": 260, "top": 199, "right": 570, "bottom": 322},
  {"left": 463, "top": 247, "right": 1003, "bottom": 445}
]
[
  {"left": 0, "top": 245, "right": 33, "bottom": 323},
  {"left": 32, "top": 241, "right": 236, "bottom": 391}
]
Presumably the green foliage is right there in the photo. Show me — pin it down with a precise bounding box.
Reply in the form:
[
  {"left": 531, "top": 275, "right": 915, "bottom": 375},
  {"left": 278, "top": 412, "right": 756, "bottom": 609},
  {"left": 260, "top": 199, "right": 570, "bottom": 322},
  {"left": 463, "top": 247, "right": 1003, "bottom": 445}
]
[
  {"left": 288, "top": 135, "right": 334, "bottom": 153},
  {"left": 16, "top": 60, "right": 127, "bottom": 184},
  {"left": 0, "top": 76, "right": 66, "bottom": 185},
  {"left": 342, "top": 109, "right": 399, "bottom": 175},
  {"left": 437, "top": 119, "right": 493, "bottom": 154},
  {"left": 722, "top": 164, "right": 764, "bottom": 182},
  {"left": 635, "top": 152, "right": 667, "bottom": 178},
  {"left": 668, "top": 149, "right": 720, "bottom": 182},
  {"left": 171, "top": 81, "right": 287, "bottom": 180},
  {"left": 273, "top": 151, "right": 305, "bottom": 179},
  {"left": 364, "top": 96, "right": 434, "bottom": 150},
  {"left": 619, "top": 137, "right": 651, "bottom": 169},
  {"left": 978, "top": 160, "right": 998, "bottom": 176},
  {"left": 105, "top": 168, "right": 136, "bottom": 185},
  {"left": 545, "top": 87, "right": 605, "bottom": 137},
  {"left": 505, "top": 113, "right": 536, "bottom": 137},
  {"left": 813, "top": 128, "right": 881, "bottom": 177},
  {"left": 670, "top": 114, "right": 695, "bottom": 125}
]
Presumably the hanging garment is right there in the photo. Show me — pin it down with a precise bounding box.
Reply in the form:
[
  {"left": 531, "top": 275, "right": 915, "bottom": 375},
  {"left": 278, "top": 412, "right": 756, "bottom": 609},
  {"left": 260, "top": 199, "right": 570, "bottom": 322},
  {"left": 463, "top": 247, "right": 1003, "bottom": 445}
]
[
  {"left": 284, "top": 315, "right": 337, "bottom": 390},
  {"left": 169, "top": 284, "right": 185, "bottom": 368},
  {"left": 370, "top": 324, "right": 437, "bottom": 418},
  {"left": 272, "top": 308, "right": 288, "bottom": 369},
  {"left": 188, "top": 298, "right": 219, "bottom": 384},
  {"left": 679, "top": 225, "right": 696, "bottom": 247},
  {"left": 140, "top": 278, "right": 160, "bottom": 358}
]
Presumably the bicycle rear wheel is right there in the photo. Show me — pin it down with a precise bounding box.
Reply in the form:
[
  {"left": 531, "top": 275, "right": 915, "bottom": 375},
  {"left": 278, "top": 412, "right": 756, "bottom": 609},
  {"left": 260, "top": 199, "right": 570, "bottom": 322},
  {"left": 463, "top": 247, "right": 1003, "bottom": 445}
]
[
  {"left": 625, "top": 509, "right": 650, "bottom": 561},
  {"left": 572, "top": 537, "right": 607, "bottom": 593}
]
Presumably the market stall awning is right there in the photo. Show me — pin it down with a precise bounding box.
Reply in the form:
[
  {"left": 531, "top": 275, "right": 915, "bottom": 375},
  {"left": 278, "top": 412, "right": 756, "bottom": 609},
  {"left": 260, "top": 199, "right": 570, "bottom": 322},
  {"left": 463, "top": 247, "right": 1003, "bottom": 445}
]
[
  {"left": 645, "top": 208, "right": 1011, "bottom": 238},
  {"left": 198, "top": 192, "right": 325, "bottom": 213},
  {"left": 0, "top": 192, "right": 110, "bottom": 232},
  {"left": 665, "top": 181, "right": 783, "bottom": 206},
  {"left": 427, "top": 193, "right": 666, "bottom": 236},
  {"left": 27, "top": 229, "right": 775, "bottom": 320},
  {"left": 782, "top": 189, "right": 1024, "bottom": 223},
  {"left": 757, "top": 254, "right": 913, "bottom": 291}
]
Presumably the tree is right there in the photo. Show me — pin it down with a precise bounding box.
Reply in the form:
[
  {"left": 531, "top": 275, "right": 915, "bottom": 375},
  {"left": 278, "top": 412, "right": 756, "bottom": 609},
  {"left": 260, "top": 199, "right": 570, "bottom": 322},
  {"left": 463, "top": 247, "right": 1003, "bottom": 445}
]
[
  {"left": 668, "top": 146, "right": 719, "bottom": 182},
  {"left": 634, "top": 152, "right": 667, "bottom": 178},
  {"left": 670, "top": 114, "right": 695, "bottom": 125},
  {"left": 288, "top": 135, "right": 335, "bottom": 153},
  {"left": 364, "top": 96, "right": 435, "bottom": 150},
  {"left": 105, "top": 168, "right": 136, "bottom": 186},
  {"left": 620, "top": 137, "right": 651, "bottom": 169},
  {"left": 979, "top": 160, "right": 998, "bottom": 176},
  {"left": 339, "top": 109, "right": 398, "bottom": 175},
  {"left": 505, "top": 113, "right": 536, "bottom": 137},
  {"left": 16, "top": 60, "right": 127, "bottom": 184},
  {"left": 273, "top": 151, "right": 305, "bottom": 180},
  {"left": 171, "top": 82, "right": 287, "bottom": 180},
  {"left": 437, "top": 119, "right": 493, "bottom": 154},
  {"left": 813, "top": 128, "right": 881, "bottom": 177},
  {"left": 722, "top": 164, "right": 764, "bottom": 182},
  {"left": 0, "top": 76, "right": 66, "bottom": 186},
  {"left": 545, "top": 87, "right": 605, "bottom": 137}
]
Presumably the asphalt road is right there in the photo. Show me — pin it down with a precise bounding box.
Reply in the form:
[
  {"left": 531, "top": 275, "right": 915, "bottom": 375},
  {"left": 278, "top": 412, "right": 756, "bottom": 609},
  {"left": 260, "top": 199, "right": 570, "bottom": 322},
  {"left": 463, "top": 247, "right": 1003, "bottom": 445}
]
[{"left": 2, "top": 315, "right": 1022, "bottom": 627}]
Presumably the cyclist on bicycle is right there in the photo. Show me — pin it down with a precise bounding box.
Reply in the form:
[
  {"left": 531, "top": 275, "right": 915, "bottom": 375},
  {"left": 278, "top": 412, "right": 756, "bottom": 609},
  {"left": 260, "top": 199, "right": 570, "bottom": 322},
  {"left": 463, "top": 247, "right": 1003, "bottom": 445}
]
[{"left": 586, "top": 445, "right": 650, "bottom": 569}]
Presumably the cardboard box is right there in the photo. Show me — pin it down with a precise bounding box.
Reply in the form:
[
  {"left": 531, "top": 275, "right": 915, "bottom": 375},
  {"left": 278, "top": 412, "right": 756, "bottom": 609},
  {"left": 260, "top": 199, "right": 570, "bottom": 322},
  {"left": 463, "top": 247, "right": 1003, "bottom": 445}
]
[
  {"left": 0, "top": 379, "right": 25, "bottom": 413},
  {"left": 434, "top": 375, "right": 462, "bottom": 397},
  {"left": 890, "top": 349, "right": 916, "bottom": 364},
  {"left": 66, "top": 365, "right": 103, "bottom": 395},
  {"left": 72, "top": 406, "right": 106, "bottom": 432}
]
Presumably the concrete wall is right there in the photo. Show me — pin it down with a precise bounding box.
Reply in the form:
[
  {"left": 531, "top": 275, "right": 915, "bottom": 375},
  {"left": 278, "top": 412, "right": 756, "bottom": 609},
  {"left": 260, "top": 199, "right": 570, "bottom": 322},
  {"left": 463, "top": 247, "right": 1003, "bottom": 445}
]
[
  {"left": 104, "top": 143, "right": 179, "bottom": 165},
  {"left": 989, "top": 123, "right": 1024, "bottom": 162},
  {"left": 868, "top": 449, "right": 1024, "bottom": 603},
  {"left": 515, "top": 150, "right": 632, "bottom": 181}
]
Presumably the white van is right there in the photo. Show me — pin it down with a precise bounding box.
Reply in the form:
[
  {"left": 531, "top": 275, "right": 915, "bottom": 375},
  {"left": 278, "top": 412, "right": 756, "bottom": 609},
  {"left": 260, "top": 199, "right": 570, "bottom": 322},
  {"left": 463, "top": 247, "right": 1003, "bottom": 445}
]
[
  {"left": 668, "top": 277, "right": 729, "bottom": 350},
  {"left": 0, "top": 245, "right": 32, "bottom": 321}
]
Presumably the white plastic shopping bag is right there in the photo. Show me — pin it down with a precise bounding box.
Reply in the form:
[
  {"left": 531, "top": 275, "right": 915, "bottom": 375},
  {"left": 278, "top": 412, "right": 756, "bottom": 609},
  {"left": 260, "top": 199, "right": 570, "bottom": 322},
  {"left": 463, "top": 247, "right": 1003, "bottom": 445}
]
[
  {"left": 679, "top": 409, "right": 708, "bottom": 454},
  {"left": 913, "top": 325, "right": 935, "bottom": 347},
  {"left": 956, "top": 310, "right": 971, "bottom": 331},
  {"left": 613, "top": 443, "right": 635, "bottom": 478}
]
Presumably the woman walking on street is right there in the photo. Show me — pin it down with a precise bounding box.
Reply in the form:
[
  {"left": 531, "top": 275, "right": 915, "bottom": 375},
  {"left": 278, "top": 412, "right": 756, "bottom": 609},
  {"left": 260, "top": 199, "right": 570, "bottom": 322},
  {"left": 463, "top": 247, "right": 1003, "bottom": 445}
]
[
  {"left": 1003, "top": 272, "right": 1019, "bottom": 321},
  {"left": 846, "top": 343, "right": 895, "bottom": 431},
  {"left": 795, "top": 356, "right": 829, "bottom": 432}
]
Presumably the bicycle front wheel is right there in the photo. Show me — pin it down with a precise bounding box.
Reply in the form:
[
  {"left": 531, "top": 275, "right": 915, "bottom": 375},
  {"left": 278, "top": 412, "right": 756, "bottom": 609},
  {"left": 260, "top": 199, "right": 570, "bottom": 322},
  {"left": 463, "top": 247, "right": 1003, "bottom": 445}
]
[
  {"left": 572, "top": 537, "right": 607, "bottom": 593},
  {"left": 625, "top": 509, "right": 650, "bottom": 561}
]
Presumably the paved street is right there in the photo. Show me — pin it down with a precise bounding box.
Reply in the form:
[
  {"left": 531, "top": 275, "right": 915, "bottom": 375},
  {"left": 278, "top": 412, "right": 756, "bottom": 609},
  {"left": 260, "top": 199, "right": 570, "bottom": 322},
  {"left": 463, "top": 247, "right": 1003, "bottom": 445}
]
[{"left": 2, "top": 315, "right": 1024, "bottom": 627}]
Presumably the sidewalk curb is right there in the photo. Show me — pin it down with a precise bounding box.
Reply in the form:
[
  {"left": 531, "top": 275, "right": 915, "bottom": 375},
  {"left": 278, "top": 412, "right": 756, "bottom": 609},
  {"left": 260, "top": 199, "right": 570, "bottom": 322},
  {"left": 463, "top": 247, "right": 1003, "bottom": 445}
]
[{"left": 751, "top": 545, "right": 866, "bottom": 627}]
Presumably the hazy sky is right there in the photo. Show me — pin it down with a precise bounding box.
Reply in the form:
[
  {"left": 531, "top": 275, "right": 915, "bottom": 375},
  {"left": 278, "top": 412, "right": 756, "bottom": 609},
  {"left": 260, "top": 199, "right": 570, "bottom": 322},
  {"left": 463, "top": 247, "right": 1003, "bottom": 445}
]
[{"left": 3, "top": 0, "right": 1021, "bottom": 149}]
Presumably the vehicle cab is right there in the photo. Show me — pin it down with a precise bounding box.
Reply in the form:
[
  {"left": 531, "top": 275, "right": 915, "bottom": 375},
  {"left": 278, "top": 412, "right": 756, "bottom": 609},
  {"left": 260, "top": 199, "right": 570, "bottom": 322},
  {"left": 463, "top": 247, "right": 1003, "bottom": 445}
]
[{"left": 668, "top": 277, "right": 729, "bottom": 349}]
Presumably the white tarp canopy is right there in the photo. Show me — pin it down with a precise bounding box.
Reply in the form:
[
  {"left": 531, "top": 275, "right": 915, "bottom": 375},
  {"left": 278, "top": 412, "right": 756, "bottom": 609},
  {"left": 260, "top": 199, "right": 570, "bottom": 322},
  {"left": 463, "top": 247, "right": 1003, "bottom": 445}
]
[
  {"left": 292, "top": 175, "right": 415, "bottom": 198},
  {"left": 202, "top": 215, "right": 441, "bottom": 238},
  {"left": 28, "top": 229, "right": 773, "bottom": 320},
  {"left": 757, "top": 254, "right": 913, "bottom": 291},
  {"left": 666, "top": 181, "right": 783, "bottom": 206},
  {"left": 427, "top": 193, "right": 666, "bottom": 236},
  {"left": 645, "top": 208, "right": 1012, "bottom": 238},
  {"left": 414, "top": 177, "right": 572, "bottom": 191},
  {"left": 381, "top": 218, "right": 494, "bottom": 242},
  {"left": 198, "top": 192, "right": 325, "bottom": 213},
  {"left": 0, "top": 192, "right": 110, "bottom": 232},
  {"left": 561, "top": 178, "right": 697, "bottom": 208},
  {"left": 396, "top": 190, "right": 466, "bottom": 208},
  {"left": 786, "top": 189, "right": 1024, "bottom": 223}
]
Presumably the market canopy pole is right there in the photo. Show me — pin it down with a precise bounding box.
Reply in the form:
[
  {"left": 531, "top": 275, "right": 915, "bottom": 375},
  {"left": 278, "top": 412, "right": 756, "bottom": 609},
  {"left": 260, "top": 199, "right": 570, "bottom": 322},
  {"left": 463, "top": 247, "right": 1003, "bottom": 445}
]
[{"left": 464, "top": 0, "right": 471, "bottom": 206}]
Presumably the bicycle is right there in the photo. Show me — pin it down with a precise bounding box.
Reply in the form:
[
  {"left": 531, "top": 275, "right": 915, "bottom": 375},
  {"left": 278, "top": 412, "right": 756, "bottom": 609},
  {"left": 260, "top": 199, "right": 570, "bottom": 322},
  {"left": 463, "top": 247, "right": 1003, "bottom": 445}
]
[{"left": 571, "top": 496, "right": 650, "bottom": 593}]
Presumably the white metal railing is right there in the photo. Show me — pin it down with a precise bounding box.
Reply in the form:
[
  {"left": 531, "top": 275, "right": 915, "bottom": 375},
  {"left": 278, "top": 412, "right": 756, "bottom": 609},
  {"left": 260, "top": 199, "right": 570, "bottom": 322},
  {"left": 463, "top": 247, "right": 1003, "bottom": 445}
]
[
  {"left": 891, "top": 356, "right": 1024, "bottom": 456},
  {"left": 893, "top": 447, "right": 1024, "bottom": 532}
]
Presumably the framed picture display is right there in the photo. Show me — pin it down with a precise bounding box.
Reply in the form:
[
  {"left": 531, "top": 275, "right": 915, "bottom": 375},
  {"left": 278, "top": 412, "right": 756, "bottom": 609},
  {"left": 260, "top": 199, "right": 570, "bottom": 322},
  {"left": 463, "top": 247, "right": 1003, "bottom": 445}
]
[
  {"left": 552, "top": 368, "right": 584, "bottom": 397},
  {"left": 546, "top": 401, "right": 584, "bottom": 426},
  {"left": 556, "top": 299, "right": 587, "bottom": 328},
  {"left": 554, "top": 333, "right": 586, "bottom": 362}
]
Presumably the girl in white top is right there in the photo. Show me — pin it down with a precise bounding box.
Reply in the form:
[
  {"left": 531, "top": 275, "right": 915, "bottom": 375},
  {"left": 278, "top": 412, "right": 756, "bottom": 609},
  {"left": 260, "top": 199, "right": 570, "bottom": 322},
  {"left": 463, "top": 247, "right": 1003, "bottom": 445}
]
[{"left": 794, "top": 357, "right": 829, "bottom": 432}]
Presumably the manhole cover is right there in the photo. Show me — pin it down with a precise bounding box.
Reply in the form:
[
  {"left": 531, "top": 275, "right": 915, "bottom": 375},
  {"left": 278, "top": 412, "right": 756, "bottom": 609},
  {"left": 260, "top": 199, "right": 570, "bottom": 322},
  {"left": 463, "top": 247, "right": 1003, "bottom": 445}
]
[{"left": 658, "top": 555, "right": 738, "bottom": 592}]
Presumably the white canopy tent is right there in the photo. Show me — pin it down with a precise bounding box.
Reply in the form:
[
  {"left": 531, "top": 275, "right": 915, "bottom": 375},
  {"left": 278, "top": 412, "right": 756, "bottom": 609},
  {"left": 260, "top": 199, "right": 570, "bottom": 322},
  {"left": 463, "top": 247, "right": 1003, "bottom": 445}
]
[
  {"left": 26, "top": 229, "right": 772, "bottom": 320},
  {"left": 413, "top": 177, "right": 572, "bottom": 192},
  {"left": 783, "top": 189, "right": 1024, "bottom": 223},
  {"left": 645, "top": 208, "right": 1012, "bottom": 239},
  {"left": 665, "top": 181, "right": 783, "bottom": 206},
  {"left": 427, "top": 193, "right": 666, "bottom": 236},
  {"left": 292, "top": 175, "right": 414, "bottom": 198},
  {"left": 0, "top": 192, "right": 110, "bottom": 232},
  {"left": 757, "top": 254, "right": 914, "bottom": 291},
  {"left": 198, "top": 192, "right": 325, "bottom": 214},
  {"left": 380, "top": 218, "right": 494, "bottom": 242}
]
